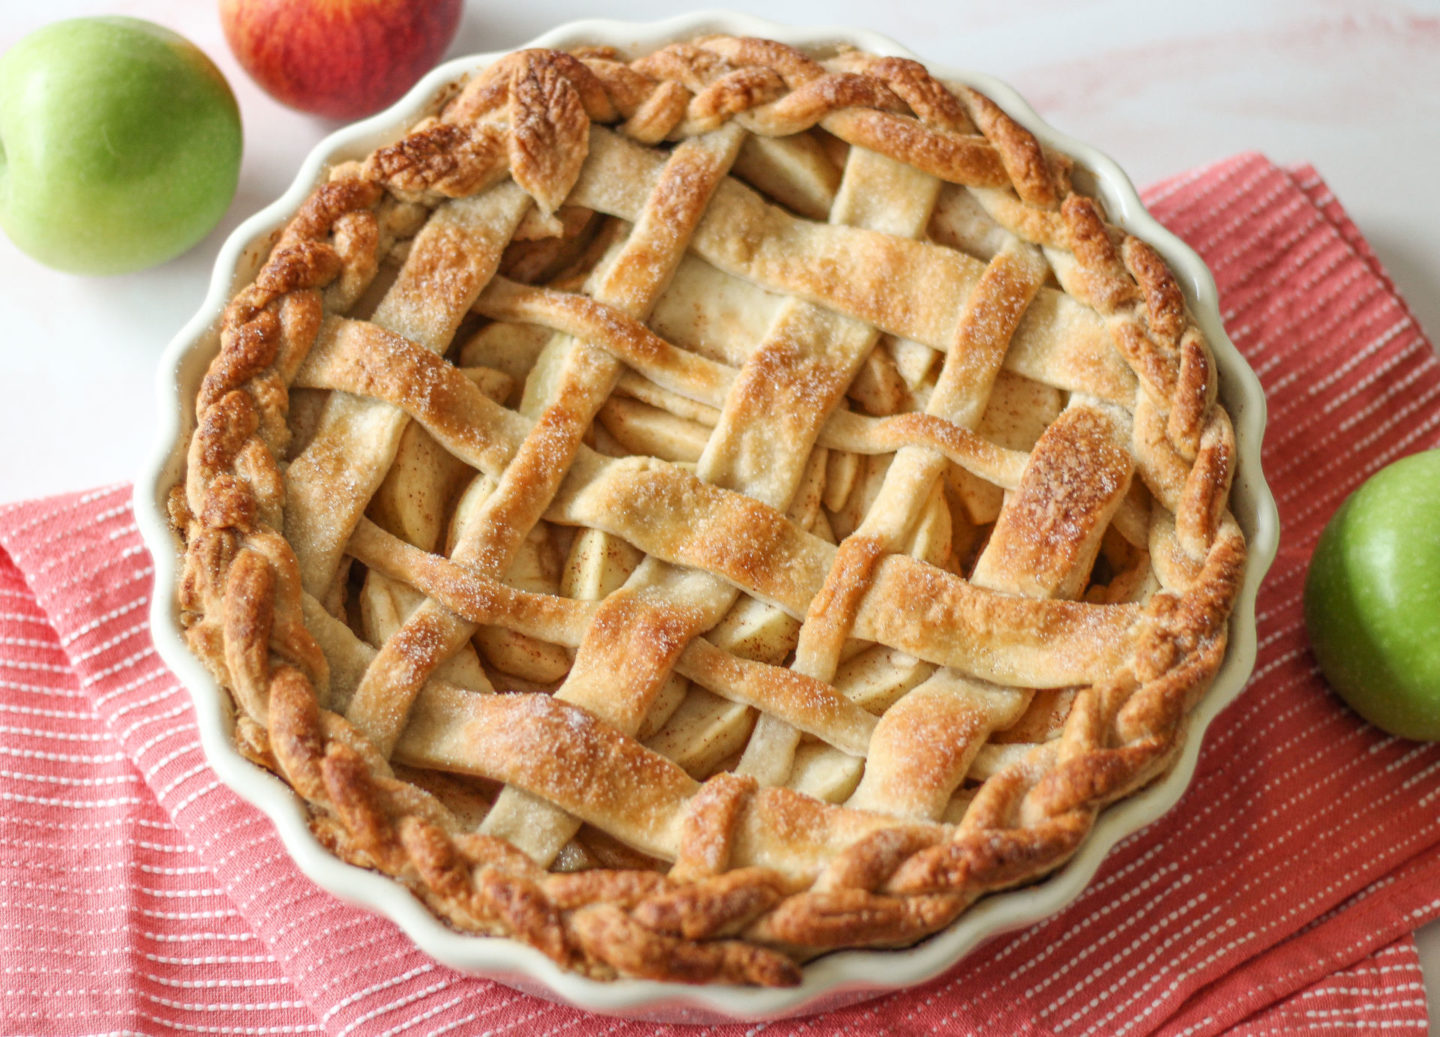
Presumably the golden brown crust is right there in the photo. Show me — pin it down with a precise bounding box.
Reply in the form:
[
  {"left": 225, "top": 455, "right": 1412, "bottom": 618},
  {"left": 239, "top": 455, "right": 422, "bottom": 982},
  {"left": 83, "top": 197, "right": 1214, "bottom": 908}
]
[{"left": 172, "top": 33, "right": 1247, "bottom": 987}]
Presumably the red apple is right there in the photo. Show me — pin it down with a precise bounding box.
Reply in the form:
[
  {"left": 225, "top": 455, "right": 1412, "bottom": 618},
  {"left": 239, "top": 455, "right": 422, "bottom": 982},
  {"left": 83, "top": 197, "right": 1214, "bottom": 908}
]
[{"left": 219, "top": 0, "right": 463, "bottom": 121}]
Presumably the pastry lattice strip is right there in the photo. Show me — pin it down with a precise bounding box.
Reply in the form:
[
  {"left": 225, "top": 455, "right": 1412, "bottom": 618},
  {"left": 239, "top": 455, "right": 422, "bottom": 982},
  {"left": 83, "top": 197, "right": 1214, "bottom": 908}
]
[
  {"left": 175, "top": 37, "right": 1247, "bottom": 985},
  {"left": 478, "top": 133, "right": 967, "bottom": 859},
  {"left": 283, "top": 164, "right": 1169, "bottom": 858},
  {"left": 292, "top": 125, "right": 1129, "bottom": 855}
]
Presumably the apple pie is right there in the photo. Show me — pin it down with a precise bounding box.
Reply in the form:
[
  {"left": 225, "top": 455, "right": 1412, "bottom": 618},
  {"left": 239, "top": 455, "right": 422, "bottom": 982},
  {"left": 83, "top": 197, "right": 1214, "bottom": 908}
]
[{"left": 170, "top": 34, "right": 1247, "bottom": 986}]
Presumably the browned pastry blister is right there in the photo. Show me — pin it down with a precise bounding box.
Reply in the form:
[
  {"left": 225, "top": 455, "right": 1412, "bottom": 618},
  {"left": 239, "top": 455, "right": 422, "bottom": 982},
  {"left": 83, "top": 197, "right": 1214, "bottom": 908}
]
[{"left": 171, "top": 34, "right": 1246, "bottom": 986}]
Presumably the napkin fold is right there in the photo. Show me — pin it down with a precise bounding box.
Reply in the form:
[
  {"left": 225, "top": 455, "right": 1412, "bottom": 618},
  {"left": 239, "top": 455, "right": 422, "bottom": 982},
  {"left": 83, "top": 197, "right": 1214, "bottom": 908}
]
[{"left": 3, "top": 153, "right": 1440, "bottom": 1036}]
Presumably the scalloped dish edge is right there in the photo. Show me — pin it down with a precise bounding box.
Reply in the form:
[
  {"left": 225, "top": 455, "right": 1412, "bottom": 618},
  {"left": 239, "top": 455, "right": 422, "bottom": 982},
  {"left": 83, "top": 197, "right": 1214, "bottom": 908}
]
[{"left": 134, "top": 12, "right": 1279, "bottom": 1024}]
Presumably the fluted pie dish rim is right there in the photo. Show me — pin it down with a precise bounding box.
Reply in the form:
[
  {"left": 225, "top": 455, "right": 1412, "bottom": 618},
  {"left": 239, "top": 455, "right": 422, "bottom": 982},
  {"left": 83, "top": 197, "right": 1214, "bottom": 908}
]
[{"left": 135, "top": 11, "right": 1279, "bottom": 1023}]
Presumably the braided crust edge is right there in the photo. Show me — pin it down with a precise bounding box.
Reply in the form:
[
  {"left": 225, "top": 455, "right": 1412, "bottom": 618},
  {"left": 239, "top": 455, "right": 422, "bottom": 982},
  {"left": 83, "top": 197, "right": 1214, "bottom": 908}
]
[{"left": 170, "top": 36, "right": 1247, "bottom": 986}]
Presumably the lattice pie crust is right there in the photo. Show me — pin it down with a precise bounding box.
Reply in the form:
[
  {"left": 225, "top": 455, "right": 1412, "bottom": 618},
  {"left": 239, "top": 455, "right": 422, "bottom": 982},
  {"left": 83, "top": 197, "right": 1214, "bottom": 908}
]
[{"left": 171, "top": 35, "right": 1246, "bottom": 986}]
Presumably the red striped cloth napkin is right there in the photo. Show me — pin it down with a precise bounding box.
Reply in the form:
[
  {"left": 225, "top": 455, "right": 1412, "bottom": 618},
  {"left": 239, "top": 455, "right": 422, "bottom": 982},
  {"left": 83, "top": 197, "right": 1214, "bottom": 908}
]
[{"left": 3, "top": 153, "right": 1439, "bottom": 1035}]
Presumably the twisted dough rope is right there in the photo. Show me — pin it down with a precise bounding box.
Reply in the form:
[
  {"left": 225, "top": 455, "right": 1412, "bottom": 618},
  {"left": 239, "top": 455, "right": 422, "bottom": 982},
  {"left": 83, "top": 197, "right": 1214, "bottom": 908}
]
[{"left": 171, "top": 35, "right": 1246, "bottom": 985}]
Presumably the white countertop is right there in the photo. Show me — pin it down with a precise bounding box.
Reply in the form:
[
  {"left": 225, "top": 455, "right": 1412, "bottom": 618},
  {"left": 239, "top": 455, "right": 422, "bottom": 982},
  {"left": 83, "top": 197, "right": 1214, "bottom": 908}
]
[{"left": 2, "top": 0, "right": 1437, "bottom": 1026}]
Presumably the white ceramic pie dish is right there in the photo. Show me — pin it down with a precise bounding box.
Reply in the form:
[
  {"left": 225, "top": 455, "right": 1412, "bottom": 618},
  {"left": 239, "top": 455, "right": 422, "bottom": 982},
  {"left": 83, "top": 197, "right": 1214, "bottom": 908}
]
[{"left": 135, "top": 11, "right": 1280, "bottom": 1024}]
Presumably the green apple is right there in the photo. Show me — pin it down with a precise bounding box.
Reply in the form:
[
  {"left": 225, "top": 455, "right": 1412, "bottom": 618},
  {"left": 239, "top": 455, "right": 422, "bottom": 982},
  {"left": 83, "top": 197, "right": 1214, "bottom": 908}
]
[
  {"left": 0, "top": 17, "right": 242, "bottom": 275},
  {"left": 1304, "top": 448, "right": 1440, "bottom": 740}
]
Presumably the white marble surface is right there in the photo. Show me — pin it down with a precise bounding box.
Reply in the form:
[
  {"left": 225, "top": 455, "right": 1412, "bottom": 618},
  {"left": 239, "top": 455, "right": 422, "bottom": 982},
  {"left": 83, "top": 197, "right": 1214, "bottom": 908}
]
[{"left": 2, "top": 0, "right": 1437, "bottom": 1026}]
